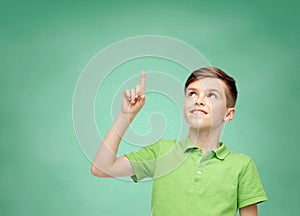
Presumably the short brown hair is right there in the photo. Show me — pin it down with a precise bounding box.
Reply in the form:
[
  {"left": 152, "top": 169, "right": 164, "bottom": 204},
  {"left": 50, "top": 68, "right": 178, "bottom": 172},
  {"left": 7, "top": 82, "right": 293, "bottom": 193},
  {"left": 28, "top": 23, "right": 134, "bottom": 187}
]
[{"left": 184, "top": 67, "right": 238, "bottom": 107}]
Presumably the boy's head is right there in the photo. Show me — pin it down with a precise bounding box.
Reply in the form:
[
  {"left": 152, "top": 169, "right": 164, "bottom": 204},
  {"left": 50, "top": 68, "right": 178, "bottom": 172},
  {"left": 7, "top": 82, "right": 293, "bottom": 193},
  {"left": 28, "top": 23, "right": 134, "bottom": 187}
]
[
  {"left": 184, "top": 67, "right": 238, "bottom": 108},
  {"left": 183, "top": 67, "right": 238, "bottom": 130}
]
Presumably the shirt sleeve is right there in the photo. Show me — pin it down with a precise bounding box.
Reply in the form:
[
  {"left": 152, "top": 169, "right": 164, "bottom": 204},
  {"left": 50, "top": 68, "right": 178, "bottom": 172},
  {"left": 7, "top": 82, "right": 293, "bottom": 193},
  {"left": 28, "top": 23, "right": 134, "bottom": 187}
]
[
  {"left": 125, "top": 140, "right": 162, "bottom": 182},
  {"left": 237, "top": 158, "right": 268, "bottom": 208}
]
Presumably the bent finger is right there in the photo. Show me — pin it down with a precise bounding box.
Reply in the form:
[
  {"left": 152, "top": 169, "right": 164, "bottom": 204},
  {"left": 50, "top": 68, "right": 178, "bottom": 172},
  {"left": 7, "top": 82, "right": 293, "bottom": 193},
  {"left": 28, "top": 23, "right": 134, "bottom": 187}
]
[
  {"left": 135, "top": 85, "right": 140, "bottom": 98},
  {"left": 125, "top": 89, "right": 131, "bottom": 101},
  {"left": 130, "top": 88, "right": 136, "bottom": 103}
]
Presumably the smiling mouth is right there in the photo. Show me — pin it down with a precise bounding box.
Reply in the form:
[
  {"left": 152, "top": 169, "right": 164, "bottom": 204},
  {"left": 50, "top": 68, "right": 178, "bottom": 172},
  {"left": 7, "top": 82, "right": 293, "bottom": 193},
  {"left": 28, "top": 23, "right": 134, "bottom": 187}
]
[{"left": 191, "top": 109, "right": 208, "bottom": 115}]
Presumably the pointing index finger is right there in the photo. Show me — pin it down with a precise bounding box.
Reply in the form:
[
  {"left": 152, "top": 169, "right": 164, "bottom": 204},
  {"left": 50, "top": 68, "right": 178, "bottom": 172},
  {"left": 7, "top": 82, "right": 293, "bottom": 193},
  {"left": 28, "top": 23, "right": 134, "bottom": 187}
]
[{"left": 139, "top": 71, "right": 146, "bottom": 95}]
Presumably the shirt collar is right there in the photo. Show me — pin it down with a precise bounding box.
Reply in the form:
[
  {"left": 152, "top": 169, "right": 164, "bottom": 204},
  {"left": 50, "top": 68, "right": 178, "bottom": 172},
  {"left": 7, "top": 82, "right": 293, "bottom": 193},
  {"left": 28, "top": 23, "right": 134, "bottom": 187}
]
[
  {"left": 179, "top": 136, "right": 230, "bottom": 160},
  {"left": 215, "top": 142, "right": 230, "bottom": 160}
]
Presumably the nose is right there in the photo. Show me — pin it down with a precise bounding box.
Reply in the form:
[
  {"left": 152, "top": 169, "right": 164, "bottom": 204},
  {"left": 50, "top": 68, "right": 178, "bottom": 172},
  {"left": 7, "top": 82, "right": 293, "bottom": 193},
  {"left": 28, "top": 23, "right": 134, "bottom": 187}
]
[{"left": 195, "top": 95, "right": 205, "bottom": 106}]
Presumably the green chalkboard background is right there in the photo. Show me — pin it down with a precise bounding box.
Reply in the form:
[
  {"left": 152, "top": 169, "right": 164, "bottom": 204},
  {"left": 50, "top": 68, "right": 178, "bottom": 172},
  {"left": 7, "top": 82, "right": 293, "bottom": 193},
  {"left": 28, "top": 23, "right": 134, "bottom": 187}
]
[{"left": 1, "top": 0, "right": 299, "bottom": 215}]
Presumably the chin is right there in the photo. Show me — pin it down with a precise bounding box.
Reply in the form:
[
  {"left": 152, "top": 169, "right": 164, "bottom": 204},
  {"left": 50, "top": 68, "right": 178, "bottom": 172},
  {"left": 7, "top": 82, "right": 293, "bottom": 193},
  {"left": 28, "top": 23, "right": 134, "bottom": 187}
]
[
  {"left": 190, "top": 125, "right": 212, "bottom": 131},
  {"left": 187, "top": 121, "right": 212, "bottom": 130}
]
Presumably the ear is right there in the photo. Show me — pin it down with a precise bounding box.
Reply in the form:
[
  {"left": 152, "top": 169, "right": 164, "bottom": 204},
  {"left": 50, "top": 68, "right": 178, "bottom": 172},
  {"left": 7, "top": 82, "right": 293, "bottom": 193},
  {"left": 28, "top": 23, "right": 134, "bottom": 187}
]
[{"left": 224, "top": 108, "right": 235, "bottom": 122}]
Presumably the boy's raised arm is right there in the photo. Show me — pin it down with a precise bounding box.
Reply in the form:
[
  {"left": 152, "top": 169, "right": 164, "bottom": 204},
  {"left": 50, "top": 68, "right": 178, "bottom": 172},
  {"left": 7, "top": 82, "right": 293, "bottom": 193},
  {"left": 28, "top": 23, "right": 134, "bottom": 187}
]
[{"left": 91, "top": 71, "right": 146, "bottom": 178}]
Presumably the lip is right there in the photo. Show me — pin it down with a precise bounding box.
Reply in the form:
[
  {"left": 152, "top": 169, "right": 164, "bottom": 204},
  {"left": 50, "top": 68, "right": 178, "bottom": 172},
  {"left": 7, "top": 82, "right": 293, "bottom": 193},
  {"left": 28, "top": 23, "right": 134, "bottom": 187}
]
[{"left": 190, "top": 109, "right": 208, "bottom": 114}]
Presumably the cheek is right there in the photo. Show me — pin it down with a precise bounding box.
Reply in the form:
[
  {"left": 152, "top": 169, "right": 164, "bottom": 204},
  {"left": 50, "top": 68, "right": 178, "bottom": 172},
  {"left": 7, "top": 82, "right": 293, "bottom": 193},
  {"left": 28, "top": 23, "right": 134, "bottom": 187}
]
[
  {"left": 183, "top": 100, "right": 192, "bottom": 117},
  {"left": 210, "top": 101, "right": 227, "bottom": 116},
  {"left": 183, "top": 101, "right": 189, "bottom": 114},
  {"left": 184, "top": 98, "right": 192, "bottom": 109}
]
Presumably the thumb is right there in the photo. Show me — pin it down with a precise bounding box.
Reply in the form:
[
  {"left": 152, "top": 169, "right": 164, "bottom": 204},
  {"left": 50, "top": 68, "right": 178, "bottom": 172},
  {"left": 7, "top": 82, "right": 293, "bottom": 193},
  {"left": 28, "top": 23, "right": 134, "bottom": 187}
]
[{"left": 139, "top": 94, "right": 146, "bottom": 105}]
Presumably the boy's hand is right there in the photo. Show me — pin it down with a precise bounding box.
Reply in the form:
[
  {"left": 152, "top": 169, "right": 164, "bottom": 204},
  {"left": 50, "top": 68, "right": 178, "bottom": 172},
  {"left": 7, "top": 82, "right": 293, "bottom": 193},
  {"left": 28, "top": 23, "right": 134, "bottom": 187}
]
[{"left": 121, "top": 71, "right": 146, "bottom": 118}]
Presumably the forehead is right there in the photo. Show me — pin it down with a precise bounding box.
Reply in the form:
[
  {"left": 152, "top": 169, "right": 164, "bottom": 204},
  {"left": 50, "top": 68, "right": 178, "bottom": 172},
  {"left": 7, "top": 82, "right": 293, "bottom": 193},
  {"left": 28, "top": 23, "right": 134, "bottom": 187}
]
[{"left": 187, "top": 77, "right": 226, "bottom": 93}]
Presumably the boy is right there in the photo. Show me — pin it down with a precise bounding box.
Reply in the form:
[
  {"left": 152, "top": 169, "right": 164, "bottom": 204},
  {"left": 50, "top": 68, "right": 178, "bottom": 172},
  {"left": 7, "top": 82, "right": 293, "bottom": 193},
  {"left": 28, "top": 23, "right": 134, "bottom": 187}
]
[{"left": 91, "top": 67, "right": 267, "bottom": 215}]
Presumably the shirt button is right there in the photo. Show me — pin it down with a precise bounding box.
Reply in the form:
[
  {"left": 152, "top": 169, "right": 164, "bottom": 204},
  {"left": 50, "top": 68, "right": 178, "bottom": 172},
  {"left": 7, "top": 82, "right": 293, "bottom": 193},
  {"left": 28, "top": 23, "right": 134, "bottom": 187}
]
[{"left": 197, "top": 170, "right": 202, "bottom": 175}]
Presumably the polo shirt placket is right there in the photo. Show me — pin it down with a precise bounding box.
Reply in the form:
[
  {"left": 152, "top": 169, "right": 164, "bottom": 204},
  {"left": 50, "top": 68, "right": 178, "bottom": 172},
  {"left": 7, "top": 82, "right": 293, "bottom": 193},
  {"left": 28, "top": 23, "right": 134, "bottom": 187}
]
[{"left": 188, "top": 148, "right": 216, "bottom": 192}]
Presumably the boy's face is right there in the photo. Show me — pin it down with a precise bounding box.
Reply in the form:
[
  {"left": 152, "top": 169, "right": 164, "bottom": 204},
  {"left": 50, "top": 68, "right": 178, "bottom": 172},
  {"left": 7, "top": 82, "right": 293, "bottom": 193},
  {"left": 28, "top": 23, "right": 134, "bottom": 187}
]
[{"left": 184, "top": 77, "right": 233, "bottom": 130}]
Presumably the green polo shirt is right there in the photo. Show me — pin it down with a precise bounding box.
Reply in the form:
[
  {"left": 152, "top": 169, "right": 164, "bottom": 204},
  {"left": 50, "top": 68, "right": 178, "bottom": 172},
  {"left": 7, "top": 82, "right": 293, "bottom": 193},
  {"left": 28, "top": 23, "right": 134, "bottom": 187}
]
[{"left": 125, "top": 136, "right": 267, "bottom": 216}]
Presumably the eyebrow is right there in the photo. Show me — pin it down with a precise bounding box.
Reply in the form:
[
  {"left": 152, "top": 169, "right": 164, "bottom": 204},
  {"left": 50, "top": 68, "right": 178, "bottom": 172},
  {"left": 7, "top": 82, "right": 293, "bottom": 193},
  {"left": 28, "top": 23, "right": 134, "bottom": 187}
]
[
  {"left": 186, "top": 87, "right": 198, "bottom": 91},
  {"left": 207, "top": 88, "right": 222, "bottom": 94},
  {"left": 186, "top": 87, "right": 222, "bottom": 94}
]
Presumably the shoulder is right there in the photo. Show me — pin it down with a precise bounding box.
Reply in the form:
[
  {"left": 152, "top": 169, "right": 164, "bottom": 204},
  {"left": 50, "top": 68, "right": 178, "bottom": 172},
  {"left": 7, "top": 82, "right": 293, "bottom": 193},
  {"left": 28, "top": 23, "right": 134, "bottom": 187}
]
[
  {"left": 141, "top": 139, "right": 177, "bottom": 149},
  {"left": 226, "top": 151, "right": 264, "bottom": 183},
  {"left": 150, "top": 139, "right": 177, "bottom": 154},
  {"left": 226, "top": 151, "right": 256, "bottom": 171},
  {"left": 228, "top": 151, "right": 252, "bottom": 161},
  {"left": 127, "top": 139, "right": 177, "bottom": 157},
  {"left": 157, "top": 139, "right": 177, "bottom": 147},
  {"left": 219, "top": 143, "right": 253, "bottom": 165}
]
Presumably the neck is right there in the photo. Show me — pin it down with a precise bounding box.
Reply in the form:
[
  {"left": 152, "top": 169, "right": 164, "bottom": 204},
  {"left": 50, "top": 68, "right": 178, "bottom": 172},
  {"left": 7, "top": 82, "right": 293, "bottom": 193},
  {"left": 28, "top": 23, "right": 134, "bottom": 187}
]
[{"left": 189, "top": 126, "right": 222, "bottom": 154}]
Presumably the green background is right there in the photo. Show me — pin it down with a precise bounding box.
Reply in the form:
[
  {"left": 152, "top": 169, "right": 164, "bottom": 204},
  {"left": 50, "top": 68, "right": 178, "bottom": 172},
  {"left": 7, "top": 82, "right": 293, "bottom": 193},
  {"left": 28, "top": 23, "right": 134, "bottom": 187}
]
[{"left": 1, "top": 0, "right": 299, "bottom": 215}]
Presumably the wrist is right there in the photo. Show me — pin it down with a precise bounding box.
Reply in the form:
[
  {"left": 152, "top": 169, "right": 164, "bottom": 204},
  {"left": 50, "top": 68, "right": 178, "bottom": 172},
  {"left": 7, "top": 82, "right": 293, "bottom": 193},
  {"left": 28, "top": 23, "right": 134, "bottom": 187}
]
[
  {"left": 112, "top": 112, "right": 135, "bottom": 138},
  {"left": 118, "top": 111, "right": 135, "bottom": 123}
]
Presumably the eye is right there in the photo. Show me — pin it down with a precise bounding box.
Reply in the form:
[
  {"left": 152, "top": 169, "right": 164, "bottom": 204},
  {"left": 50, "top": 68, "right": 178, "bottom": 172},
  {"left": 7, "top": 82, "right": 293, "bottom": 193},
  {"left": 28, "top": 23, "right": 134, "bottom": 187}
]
[
  {"left": 187, "top": 91, "right": 197, "bottom": 97},
  {"left": 207, "top": 92, "right": 217, "bottom": 99}
]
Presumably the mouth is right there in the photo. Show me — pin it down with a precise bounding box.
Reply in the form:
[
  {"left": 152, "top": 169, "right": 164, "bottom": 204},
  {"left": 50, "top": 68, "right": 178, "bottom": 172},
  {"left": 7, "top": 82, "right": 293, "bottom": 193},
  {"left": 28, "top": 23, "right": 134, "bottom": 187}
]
[{"left": 190, "top": 109, "right": 208, "bottom": 115}]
